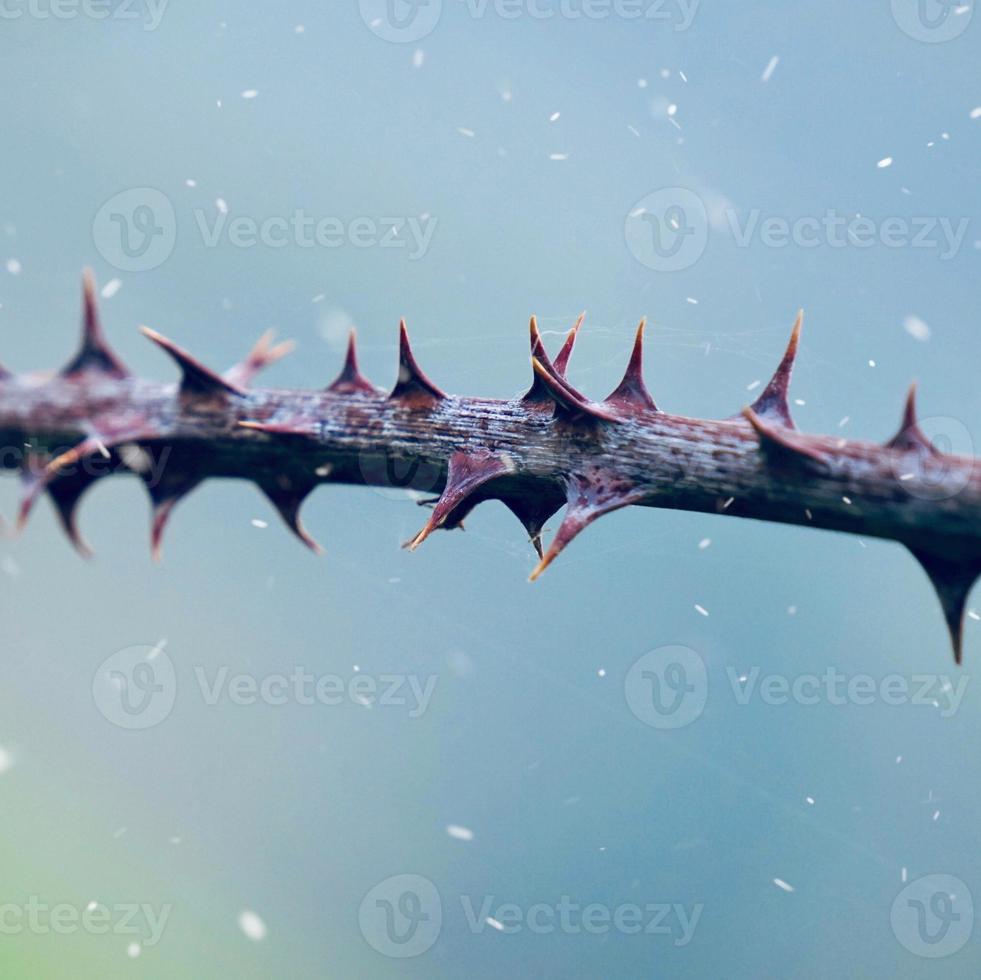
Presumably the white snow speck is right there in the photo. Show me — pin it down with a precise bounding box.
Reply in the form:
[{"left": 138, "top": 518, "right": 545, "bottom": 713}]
[
  {"left": 185, "top": 178, "right": 197, "bottom": 187},
  {"left": 0, "top": 747, "right": 14, "bottom": 774},
  {"left": 457, "top": 127, "right": 475, "bottom": 138},
  {"left": 761, "top": 56, "right": 779, "bottom": 82},
  {"left": 597, "top": 668, "right": 606, "bottom": 678},
  {"left": 127, "top": 943, "right": 141, "bottom": 958},
  {"left": 413, "top": 49, "right": 425, "bottom": 68},
  {"left": 241, "top": 89, "right": 258, "bottom": 99},
  {"left": 549, "top": 153, "right": 569, "bottom": 161},
  {"left": 549, "top": 111, "right": 560, "bottom": 122},
  {"left": 216, "top": 198, "right": 228, "bottom": 214},
  {"left": 294, "top": 24, "right": 306, "bottom": 34},
  {"left": 773, "top": 878, "right": 795, "bottom": 893},
  {"left": 637, "top": 78, "right": 647, "bottom": 88},
  {"left": 101, "top": 278, "right": 122, "bottom": 299},
  {"left": 968, "top": 610, "right": 980, "bottom": 621},
  {"left": 877, "top": 157, "right": 893, "bottom": 169},
  {"left": 251, "top": 519, "right": 268, "bottom": 529},
  {"left": 694, "top": 604, "right": 709, "bottom": 617},
  {"left": 746, "top": 379, "right": 761, "bottom": 391},
  {"left": 6, "top": 258, "right": 21, "bottom": 275},
  {"left": 238, "top": 910, "right": 267, "bottom": 941},
  {"left": 805, "top": 796, "right": 814, "bottom": 805},
  {"left": 486, "top": 916, "right": 505, "bottom": 931},
  {"left": 446, "top": 824, "right": 474, "bottom": 842},
  {"left": 698, "top": 538, "right": 711, "bottom": 550},
  {"left": 903, "top": 315, "right": 931, "bottom": 341},
  {"left": 971, "top": 107, "right": 981, "bottom": 120}
]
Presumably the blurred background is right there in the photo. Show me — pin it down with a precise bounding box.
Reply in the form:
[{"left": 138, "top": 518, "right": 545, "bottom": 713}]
[{"left": 1, "top": 1, "right": 980, "bottom": 976}]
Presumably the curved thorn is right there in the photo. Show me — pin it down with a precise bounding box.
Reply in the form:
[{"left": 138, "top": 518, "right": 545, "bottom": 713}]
[
  {"left": 529, "top": 472, "right": 643, "bottom": 580},
  {"left": 389, "top": 320, "right": 446, "bottom": 403},
  {"left": 47, "top": 478, "right": 96, "bottom": 559},
  {"left": 909, "top": 546, "right": 980, "bottom": 664},
  {"left": 742, "top": 406, "right": 829, "bottom": 467},
  {"left": 61, "top": 269, "right": 130, "bottom": 379},
  {"left": 747, "top": 309, "right": 803, "bottom": 428},
  {"left": 604, "top": 318, "right": 657, "bottom": 412},
  {"left": 141, "top": 326, "right": 246, "bottom": 397},
  {"left": 407, "top": 450, "right": 513, "bottom": 551},
  {"left": 258, "top": 480, "right": 323, "bottom": 555},
  {"left": 553, "top": 312, "right": 585, "bottom": 378},
  {"left": 328, "top": 329, "right": 377, "bottom": 394},
  {"left": 531, "top": 358, "right": 619, "bottom": 423}
]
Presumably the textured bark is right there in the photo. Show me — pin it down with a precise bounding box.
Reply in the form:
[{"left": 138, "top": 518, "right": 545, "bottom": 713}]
[{"left": 1, "top": 274, "right": 978, "bottom": 661}]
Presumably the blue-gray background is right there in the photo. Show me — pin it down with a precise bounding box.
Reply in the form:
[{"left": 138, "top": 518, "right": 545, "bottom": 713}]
[{"left": 0, "top": 1, "right": 980, "bottom": 977}]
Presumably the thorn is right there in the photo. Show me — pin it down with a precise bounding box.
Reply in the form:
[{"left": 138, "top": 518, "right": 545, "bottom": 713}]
[
  {"left": 258, "top": 478, "right": 323, "bottom": 554},
  {"left": 140, "top": 326, "right": 246, "bottom": 398},
  {"left": 531, "top": 357, "right": 620, "bottom": 423},
  {"left": 553, "top": 312, "right": 585, "bottom": 378},
  {"left": 500, "top": 495, "right": 563, "bottom": 560},
  {"left": 742, "top": 406, "right": 829, "bottom": 468},
  {"left": 147, "top": 475, "right": 203, "bottom": 562},
  {"left": 406, "top": 449, "right": 514, "bottom": 550},
  {"left": 908, "top": 546, "right": 980, "bottom": 664},
  {"left": 224, "top": 330, "right": 296, "bottom": 388},
  {"left": 328, "top": 329, "right": 377, "bottom": 394},
  {"left": 47, "top": 476, "right": 96, "bottom": 559},
  {"left": 529, "top": 471, "right": 643, "bottom": 580},
  {"left": 522, "top": 315, "right": 554, "bottom": 404},
  {"left": 60, "top": 269, "right": 130, "bottom": 379},
  {"left": 604, "top": 318, "right": 657, "bottom": 412},
  {"left": 389, "top": 319, "right": 446, "bottom": 403},
  {"left": 885, "top": 383, "right": 938, "bottom": 455},
  {"left": 747, "top": 310, "right": 803, "bottom": 428}
]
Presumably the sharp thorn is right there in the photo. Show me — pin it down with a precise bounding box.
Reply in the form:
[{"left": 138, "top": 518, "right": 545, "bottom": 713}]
[
  {"left": 604, "top": 318, "right": 657, "bottom": 412},
  {"left": 328, "top": 329, "right": 377, "bottom": 395},
  {"left": 553, "top": 312, "right": 585, "bottom": 378},
  {"left": 141, "top": 326, "right": 246, "bottom": 398},
  {"left": 389, "top": 319, "right": 446, "bottom": 403},
  {"left": 742, "top": 405, "right": 829, "bottom": 468},
  {"left": 746, "top": 309, "right": 803, "bottom": 428},
  {"left": 885, "top": 383, "right": 937, "bottom": 455},
  {"left": 224, "top": 330, "right": 296, "bottom": 388},
  {"left": 60, "top": 269, "right": 130, "bottom": 379}
]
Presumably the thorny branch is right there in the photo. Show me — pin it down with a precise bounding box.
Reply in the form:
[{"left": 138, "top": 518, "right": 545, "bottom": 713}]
[{"left": 1, "top": 273, "right": 978, "bottom": 661}]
